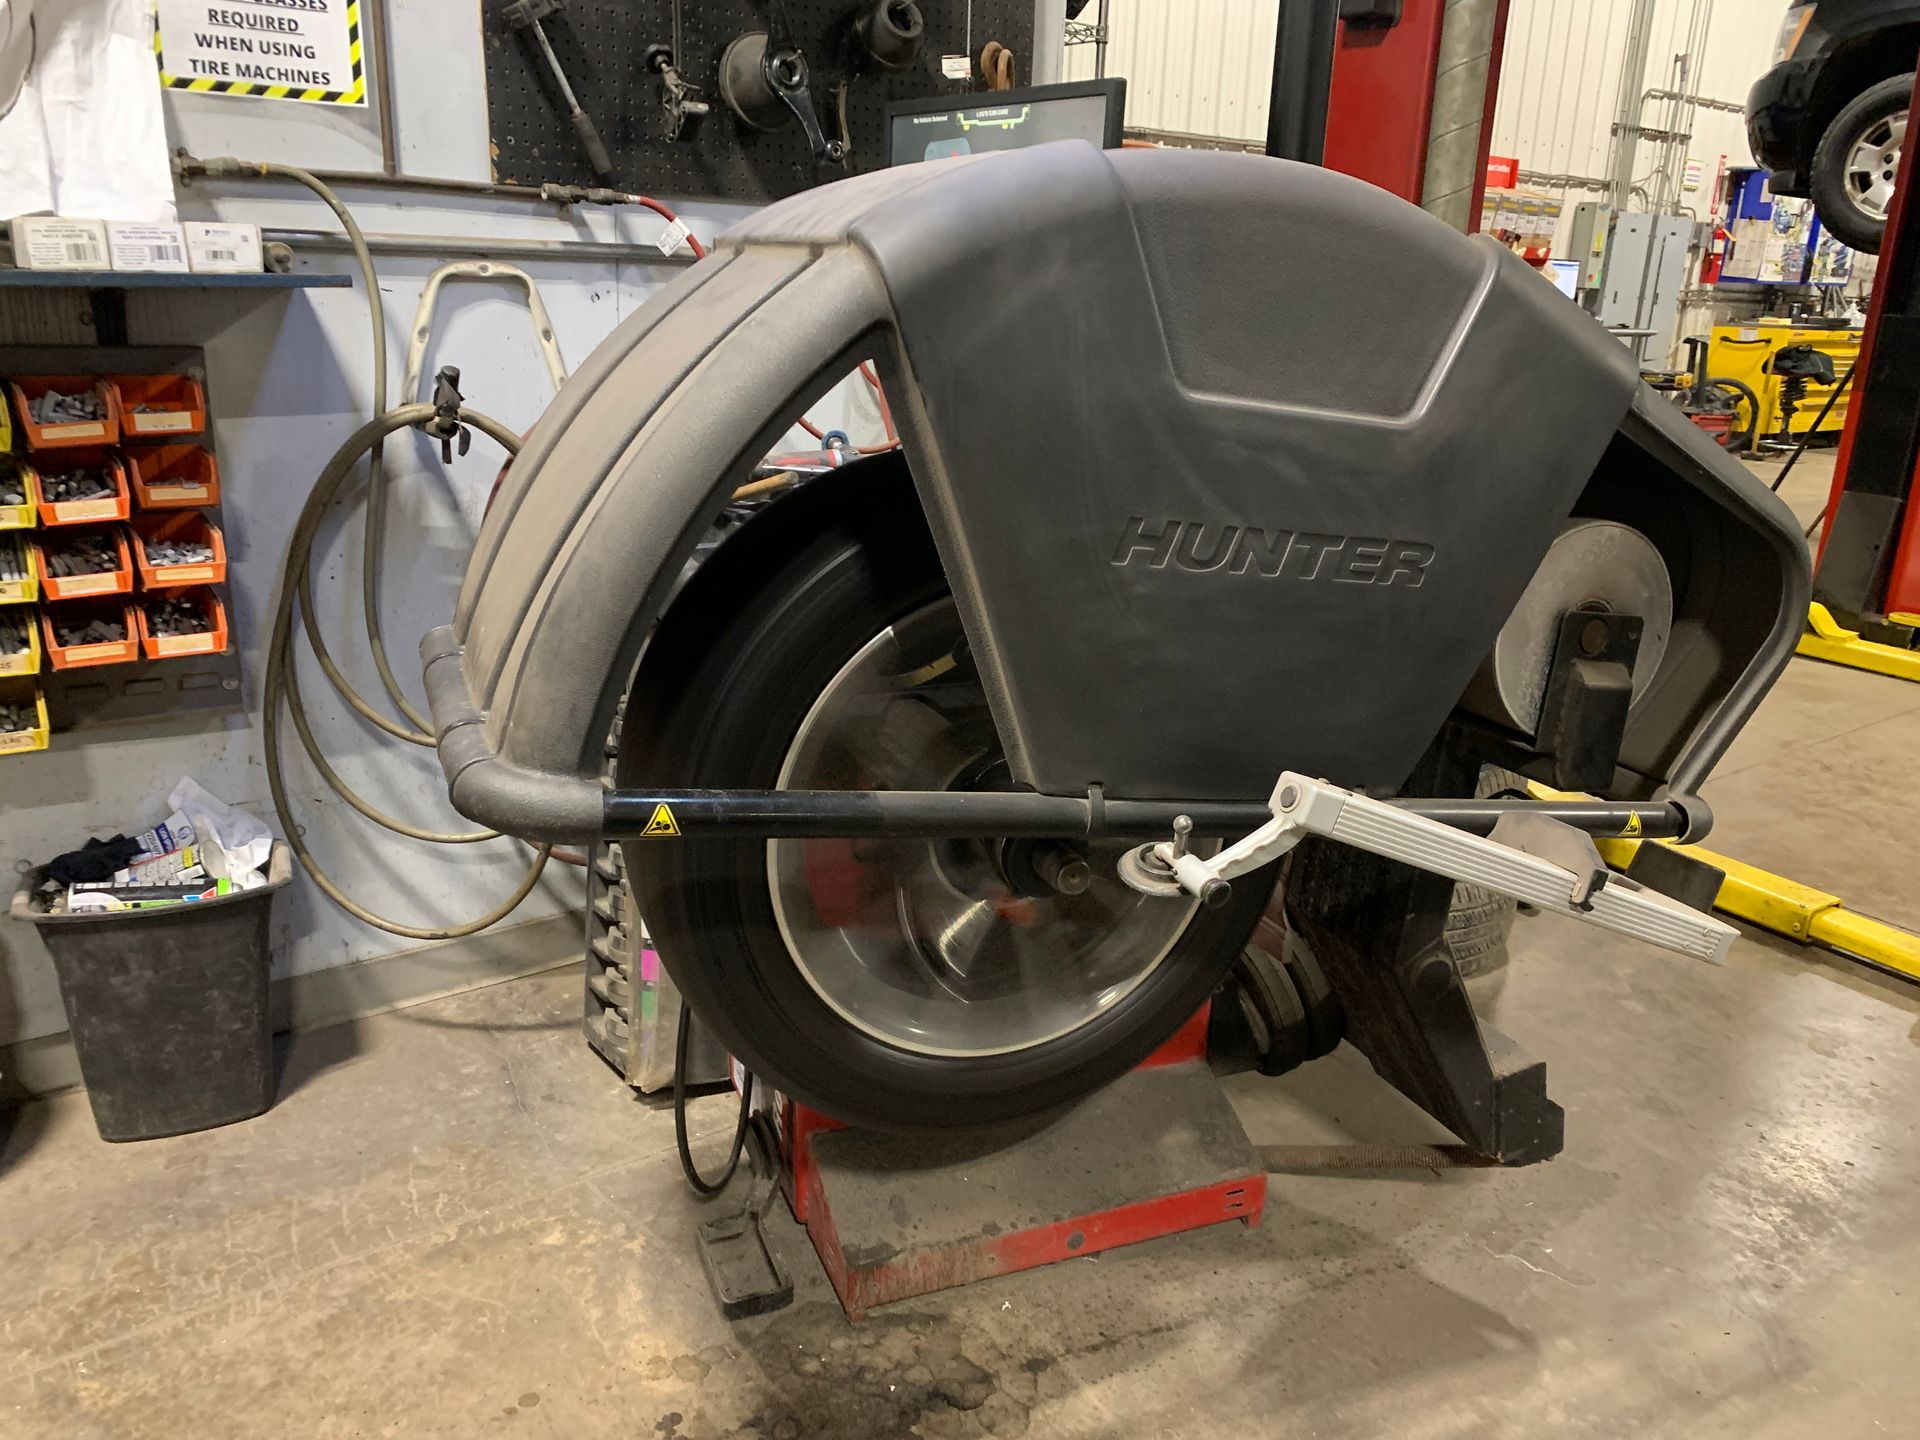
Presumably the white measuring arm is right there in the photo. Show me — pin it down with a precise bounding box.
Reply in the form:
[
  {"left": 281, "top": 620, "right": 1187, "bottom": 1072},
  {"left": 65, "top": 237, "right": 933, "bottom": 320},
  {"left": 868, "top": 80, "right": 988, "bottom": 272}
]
[{"left": 1160, "top": 773, "right": 1736, "bottom": 965}]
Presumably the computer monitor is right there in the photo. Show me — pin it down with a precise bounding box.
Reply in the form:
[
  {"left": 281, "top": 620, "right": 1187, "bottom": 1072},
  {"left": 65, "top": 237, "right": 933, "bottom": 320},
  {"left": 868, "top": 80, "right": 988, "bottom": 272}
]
[
  {"left": 884, "top": 78, "right": 1127, "bottom": 167},
  {"left": 1546, "top": 258, "right": 1581, "bottom": 299}
]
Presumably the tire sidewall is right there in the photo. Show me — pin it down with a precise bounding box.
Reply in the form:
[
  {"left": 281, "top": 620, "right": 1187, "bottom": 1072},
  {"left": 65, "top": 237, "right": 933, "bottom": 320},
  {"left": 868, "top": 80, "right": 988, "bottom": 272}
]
[
  {"left": 1811, "top": 77, "right": 1909, "bottom": 254},
  {"left": 624, "top": 482, "right": 1273, "bottom": 1130}
]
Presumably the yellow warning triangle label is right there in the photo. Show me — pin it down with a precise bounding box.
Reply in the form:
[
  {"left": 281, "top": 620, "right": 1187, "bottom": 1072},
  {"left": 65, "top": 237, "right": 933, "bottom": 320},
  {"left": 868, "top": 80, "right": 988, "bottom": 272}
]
[
  {"left": 1621, "top": 813, "right": 1643, "bottom": 837},
  {"left": 642, "top": 803, "right": 680, "bottom": 837}
]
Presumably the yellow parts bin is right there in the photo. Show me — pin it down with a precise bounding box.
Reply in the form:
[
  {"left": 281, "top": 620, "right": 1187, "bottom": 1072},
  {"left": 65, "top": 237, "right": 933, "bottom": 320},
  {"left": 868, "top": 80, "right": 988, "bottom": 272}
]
[
  {"left": 0, "top": 678, "right": 48, "bottom": 755},
  {"left": 1708, "top": 321, "right": 1860, "bottom": 441},
  {"left": 1530, "top": 782, "right": 1920, "bottom": 982}
]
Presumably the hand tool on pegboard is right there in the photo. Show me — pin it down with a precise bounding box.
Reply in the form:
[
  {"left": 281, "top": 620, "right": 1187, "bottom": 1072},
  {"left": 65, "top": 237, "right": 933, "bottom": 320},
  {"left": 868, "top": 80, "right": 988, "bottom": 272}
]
[
  {"left": 502, "top": 0, "right": 615, "bottom": 177},
  {"left": 481, "top": 0, "right": 1036, "bottom": 201},
  {"left": 644, "top": 0, "right": 712, "bottom": 140},
  {"left": 718, "top": 0, "right": 846, "bottom": 166},
  {"left": 979, "top": 38, "right": 1016, "bottom": 90}
]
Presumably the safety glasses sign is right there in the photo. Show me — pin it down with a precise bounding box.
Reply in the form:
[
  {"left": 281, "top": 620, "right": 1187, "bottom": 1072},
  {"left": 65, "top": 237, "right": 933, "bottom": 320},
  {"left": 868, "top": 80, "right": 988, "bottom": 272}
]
[{"left": 155, "top": 0, "right": 367, "bottom": 106}]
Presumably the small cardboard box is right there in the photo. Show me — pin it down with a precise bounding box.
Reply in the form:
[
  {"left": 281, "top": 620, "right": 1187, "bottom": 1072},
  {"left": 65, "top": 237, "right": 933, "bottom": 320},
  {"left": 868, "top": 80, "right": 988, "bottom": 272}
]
[
  {"left": 8, "top": 217, "right": 109, "bottom": 272},
  {"left": 185, "top": 222, "right": 263, "bottom": 275},
  {"left": 107, "top": 222, "right": 191, "bottom": 274}
]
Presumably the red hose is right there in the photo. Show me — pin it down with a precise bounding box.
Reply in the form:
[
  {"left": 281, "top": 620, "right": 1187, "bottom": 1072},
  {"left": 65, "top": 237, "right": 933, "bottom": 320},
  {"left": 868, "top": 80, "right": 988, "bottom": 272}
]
[
  {"left": 629, "top": 195, "right": 708, "bottom": 259},
  {"left": 794, "top": 365, "right": 901, "bottom": 454},
  {"left": 860, "top": 362, "right": 898, "bottom": 445}
]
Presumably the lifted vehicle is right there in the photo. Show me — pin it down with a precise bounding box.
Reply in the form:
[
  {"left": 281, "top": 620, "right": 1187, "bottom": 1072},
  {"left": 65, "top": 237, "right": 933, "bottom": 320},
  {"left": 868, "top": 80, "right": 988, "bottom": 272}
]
[
  {"left": 429, "top": 146, "right": 1808, "bottom": 1150},
  {"left": 1747, "top": 0, "right": 1917, "bottom": 253}
]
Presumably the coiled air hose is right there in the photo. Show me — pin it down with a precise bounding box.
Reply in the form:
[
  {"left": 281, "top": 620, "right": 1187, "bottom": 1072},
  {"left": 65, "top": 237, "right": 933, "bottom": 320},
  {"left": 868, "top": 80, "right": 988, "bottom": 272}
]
[
  {"left": 264, "top": 404, "right": 556, "bottom": 939},
  {"left": 242, "top": 159, "right": 853, "bottom": 947},
  {"left": 216, "top": 163, "right": 424, "bottom": 732},
  {"left": 243, "top": 163, "right": 572, "bottom": 939}
]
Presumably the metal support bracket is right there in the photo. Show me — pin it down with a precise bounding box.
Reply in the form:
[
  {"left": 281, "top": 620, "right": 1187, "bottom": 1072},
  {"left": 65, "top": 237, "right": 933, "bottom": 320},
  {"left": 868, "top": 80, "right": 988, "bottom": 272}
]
[
  {"left": 402, "top": 261, "right": 568, "bottom": 402},
  {"left": 1149, "top": 772, "right": 1737, "bottom": 965},
  {"left": 1798, "top": 602, "right": 1920, "bottom": 685},
  {"left": 1539, "top": 606, "right": 1641, "bottom": 791}
]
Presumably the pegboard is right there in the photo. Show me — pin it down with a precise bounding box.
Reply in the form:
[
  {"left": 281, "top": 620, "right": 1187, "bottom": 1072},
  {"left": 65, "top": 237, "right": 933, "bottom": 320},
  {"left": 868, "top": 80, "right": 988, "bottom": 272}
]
[{"left": 480, "top": 1, "right": 1037, "bottom": 202}]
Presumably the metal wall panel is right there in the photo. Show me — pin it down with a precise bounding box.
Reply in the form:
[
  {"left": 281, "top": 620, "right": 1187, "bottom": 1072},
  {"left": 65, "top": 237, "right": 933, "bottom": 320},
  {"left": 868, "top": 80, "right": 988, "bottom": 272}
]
[
  {"left": 1491, "top": 0, "right": 1779, "bottom": 207},
  {"left": 1064, "top": 0, "right": 1281, "bottom": 144},
  {"left": 1065, "top": 0, "right": 1780, "bottom": 192}
]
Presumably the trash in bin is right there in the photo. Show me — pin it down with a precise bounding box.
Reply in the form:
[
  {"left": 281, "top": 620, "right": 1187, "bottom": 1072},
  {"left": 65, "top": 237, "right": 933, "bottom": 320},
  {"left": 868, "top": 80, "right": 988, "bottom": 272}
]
[
  {"left": 34, "top": 777, "right": 274, "bottom": 915},
  {"left": 13, "top": 781, "right": 289, "bottom": 1142}
]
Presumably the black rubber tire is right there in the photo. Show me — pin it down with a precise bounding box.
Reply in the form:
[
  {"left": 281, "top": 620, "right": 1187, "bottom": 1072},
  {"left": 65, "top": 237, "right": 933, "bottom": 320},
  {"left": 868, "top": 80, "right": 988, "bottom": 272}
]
[
  {"left": 1810, "top": 76, "right": 1910, "bottom": 255},
  {"left": 1444, "top": 886, "right": 1517, "bottom": 977},
  {"left": 620, "top": 457, "right": 1277, "bottom": 1130},
  {"left": 1705, "top": 378, "right": 1760, "bottom": 454},
  {"left": 1443, "top": 765, "right": 1522, "bottom": 979},
  {"left": 1278, "top": 934, "right": 1344, "bottom": 1061},
  {"left": 1232, "top": 945, "right": 1312, "bottom": 1079}
]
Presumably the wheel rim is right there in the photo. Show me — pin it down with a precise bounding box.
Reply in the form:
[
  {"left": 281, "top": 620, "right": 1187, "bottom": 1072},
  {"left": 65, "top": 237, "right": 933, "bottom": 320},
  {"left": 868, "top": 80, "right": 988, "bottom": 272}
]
[
  {"left": 768, "top": 598, "right": 1197, "bottom": 1058},
  {"left": 1844, "top": 107, "right": 1906, "bottom": 223}
]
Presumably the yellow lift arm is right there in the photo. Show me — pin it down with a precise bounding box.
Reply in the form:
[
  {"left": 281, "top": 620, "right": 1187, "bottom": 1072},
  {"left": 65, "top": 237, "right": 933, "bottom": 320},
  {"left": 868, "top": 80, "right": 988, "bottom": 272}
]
[
  {"left": 1796, "top": 603, "right": 1920, "bottom": 685},
  {"left": 1530, "top": 783, "right": 1920, "bottom": 983}
]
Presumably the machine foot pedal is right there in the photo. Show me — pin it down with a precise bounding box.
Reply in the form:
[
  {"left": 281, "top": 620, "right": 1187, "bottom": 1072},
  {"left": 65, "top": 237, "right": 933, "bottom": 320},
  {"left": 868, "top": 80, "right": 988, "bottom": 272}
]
[
  {"left": 694, "top": 1124, "right": 793, "bottom": 1319},
  {"left": 696, "top": 1207, "right": 793, "bottom": 1319}
]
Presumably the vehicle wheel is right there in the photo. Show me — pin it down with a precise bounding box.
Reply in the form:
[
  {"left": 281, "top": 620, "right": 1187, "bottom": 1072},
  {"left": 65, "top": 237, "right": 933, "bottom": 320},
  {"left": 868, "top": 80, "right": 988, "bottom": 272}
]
[
  {"left": 620, "top": 459, "right": 1277, "bottom": 1130},
  {"left": 1811, "top": 76, "right": 1909, "bottom": 255},
  {"left": 1231, "top": 944, "right": 1313, "bottom": 1078},
  {"left": 1445, "top": 884, "right": 1517, "bottom": 977},
  {"left": 1706, "top": 377, "right": 1759, "bottom": 454}
]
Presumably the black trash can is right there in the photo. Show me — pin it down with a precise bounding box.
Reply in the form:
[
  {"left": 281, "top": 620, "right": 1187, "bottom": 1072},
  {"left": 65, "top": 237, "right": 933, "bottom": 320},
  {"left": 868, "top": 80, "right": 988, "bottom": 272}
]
[{"left": 10, "top": 843, "right": 292, "bottom": 1142}]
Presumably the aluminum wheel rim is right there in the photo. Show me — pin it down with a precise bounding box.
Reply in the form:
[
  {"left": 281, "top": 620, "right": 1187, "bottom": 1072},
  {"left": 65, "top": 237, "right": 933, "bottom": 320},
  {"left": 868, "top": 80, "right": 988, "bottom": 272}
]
[
  {"left": 768, "top": 598, "right": 1197, "bottom": 1058},
  {"left": 1845, "top": 108, "right": 1906, "bottom": 223}
]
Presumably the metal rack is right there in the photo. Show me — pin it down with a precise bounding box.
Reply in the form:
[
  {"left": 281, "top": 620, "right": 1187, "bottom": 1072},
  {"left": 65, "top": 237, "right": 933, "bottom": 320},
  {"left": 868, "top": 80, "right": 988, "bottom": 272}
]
[
  {"left": 0, "top": 344, "right": 243, "bottom": 738},
  {"left": 581, "top": 700, "right": 729, "bottom": 1089}
]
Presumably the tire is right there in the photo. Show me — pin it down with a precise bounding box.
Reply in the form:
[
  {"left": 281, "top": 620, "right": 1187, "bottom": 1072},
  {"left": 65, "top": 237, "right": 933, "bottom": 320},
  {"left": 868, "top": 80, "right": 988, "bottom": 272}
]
[
  {"left": 1705, "top": 378, "right": 1759, "bottom": 454},
  {"left": 1810, "top": 76, "right": 1910, "bottom": 255},
  {"left": 1444, "top": 766, "right": 1522, "bottom": 979},
  {"left": 1231, "top": 945, "right": 1312, "bottom": 1079},
  {"left": 620, "top": 457, "right": 1276, "bottom": 1130},
  {"left": 1444, "top": 885, "right": 1517, "bottom": 977},
  {"left": 1232, "top": 916, "right": 1345, "bottom": 1077}
]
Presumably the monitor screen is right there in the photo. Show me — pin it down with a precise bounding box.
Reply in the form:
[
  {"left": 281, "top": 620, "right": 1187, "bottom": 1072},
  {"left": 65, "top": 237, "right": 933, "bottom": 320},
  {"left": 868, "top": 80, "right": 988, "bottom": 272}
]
[
  {"left": 1546, "top": 258, "right": 1581, "bottom": 299},
  {"left": 886, "top": 80, "right": 1126, "bottom": 166}
]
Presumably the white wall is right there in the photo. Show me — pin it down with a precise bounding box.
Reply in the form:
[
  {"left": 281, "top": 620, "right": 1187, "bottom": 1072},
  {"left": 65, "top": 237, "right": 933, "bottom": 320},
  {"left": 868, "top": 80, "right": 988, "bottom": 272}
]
[
  {"left": 1063, "top": 0, "right": 1783, "bottom": 191},
  {"left": 1492, "top": 0, "right": 1781, "bottom": 210},
  {"left": 1062, "top": 0, "right": 1791, "bottom": 367},
  {"left": 1063, "top": 0, "right": 1280, "bottom": 143},
  {"left": 0, "top": 1, "right": 879, "bottom": 1049}
]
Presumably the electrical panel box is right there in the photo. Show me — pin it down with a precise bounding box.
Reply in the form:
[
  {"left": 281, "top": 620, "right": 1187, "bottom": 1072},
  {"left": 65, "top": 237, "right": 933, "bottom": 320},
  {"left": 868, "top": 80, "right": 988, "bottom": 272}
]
[
  {"left": 1642, "top": 215, "right": 1694, "bottom": 359},
  {"left": 1595, "top": 212, "right": 1652, "bottom": 328},
  {"left": 1591, "top": 212, "right": 1693, "bottom": 362},
  {"left": 1569, "top": 202, "right": 1612, "bottom": 290}
]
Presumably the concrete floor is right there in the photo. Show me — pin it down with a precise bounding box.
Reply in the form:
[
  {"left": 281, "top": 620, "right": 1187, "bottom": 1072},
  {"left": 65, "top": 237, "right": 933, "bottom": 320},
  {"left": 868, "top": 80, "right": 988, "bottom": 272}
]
[{"left": 6, "top": 450, "right": 1919, "bottom": 1439}]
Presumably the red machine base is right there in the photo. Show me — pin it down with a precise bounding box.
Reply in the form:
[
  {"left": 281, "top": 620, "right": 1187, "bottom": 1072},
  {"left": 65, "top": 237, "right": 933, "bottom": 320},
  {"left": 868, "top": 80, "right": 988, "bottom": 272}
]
[{"left": 778, "top": 1013, "right": 1266, "bottom": 1320}]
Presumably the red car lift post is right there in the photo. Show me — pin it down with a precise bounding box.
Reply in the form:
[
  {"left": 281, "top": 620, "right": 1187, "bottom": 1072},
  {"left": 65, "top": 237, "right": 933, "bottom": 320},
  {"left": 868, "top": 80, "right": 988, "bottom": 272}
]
[
  {"left": 1814, "top": 54, "right": 1920, "bottom": 629},
  {"left": 1318, "top": 0, "right": 1511, "bottom": 225}
]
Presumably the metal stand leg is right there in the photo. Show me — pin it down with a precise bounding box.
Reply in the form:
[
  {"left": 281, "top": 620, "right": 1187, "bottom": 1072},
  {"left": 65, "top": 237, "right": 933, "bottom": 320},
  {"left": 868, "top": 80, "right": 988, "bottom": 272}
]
[{"left": 1284, "top": 733, "right": 1565, "bottom": 1164}]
